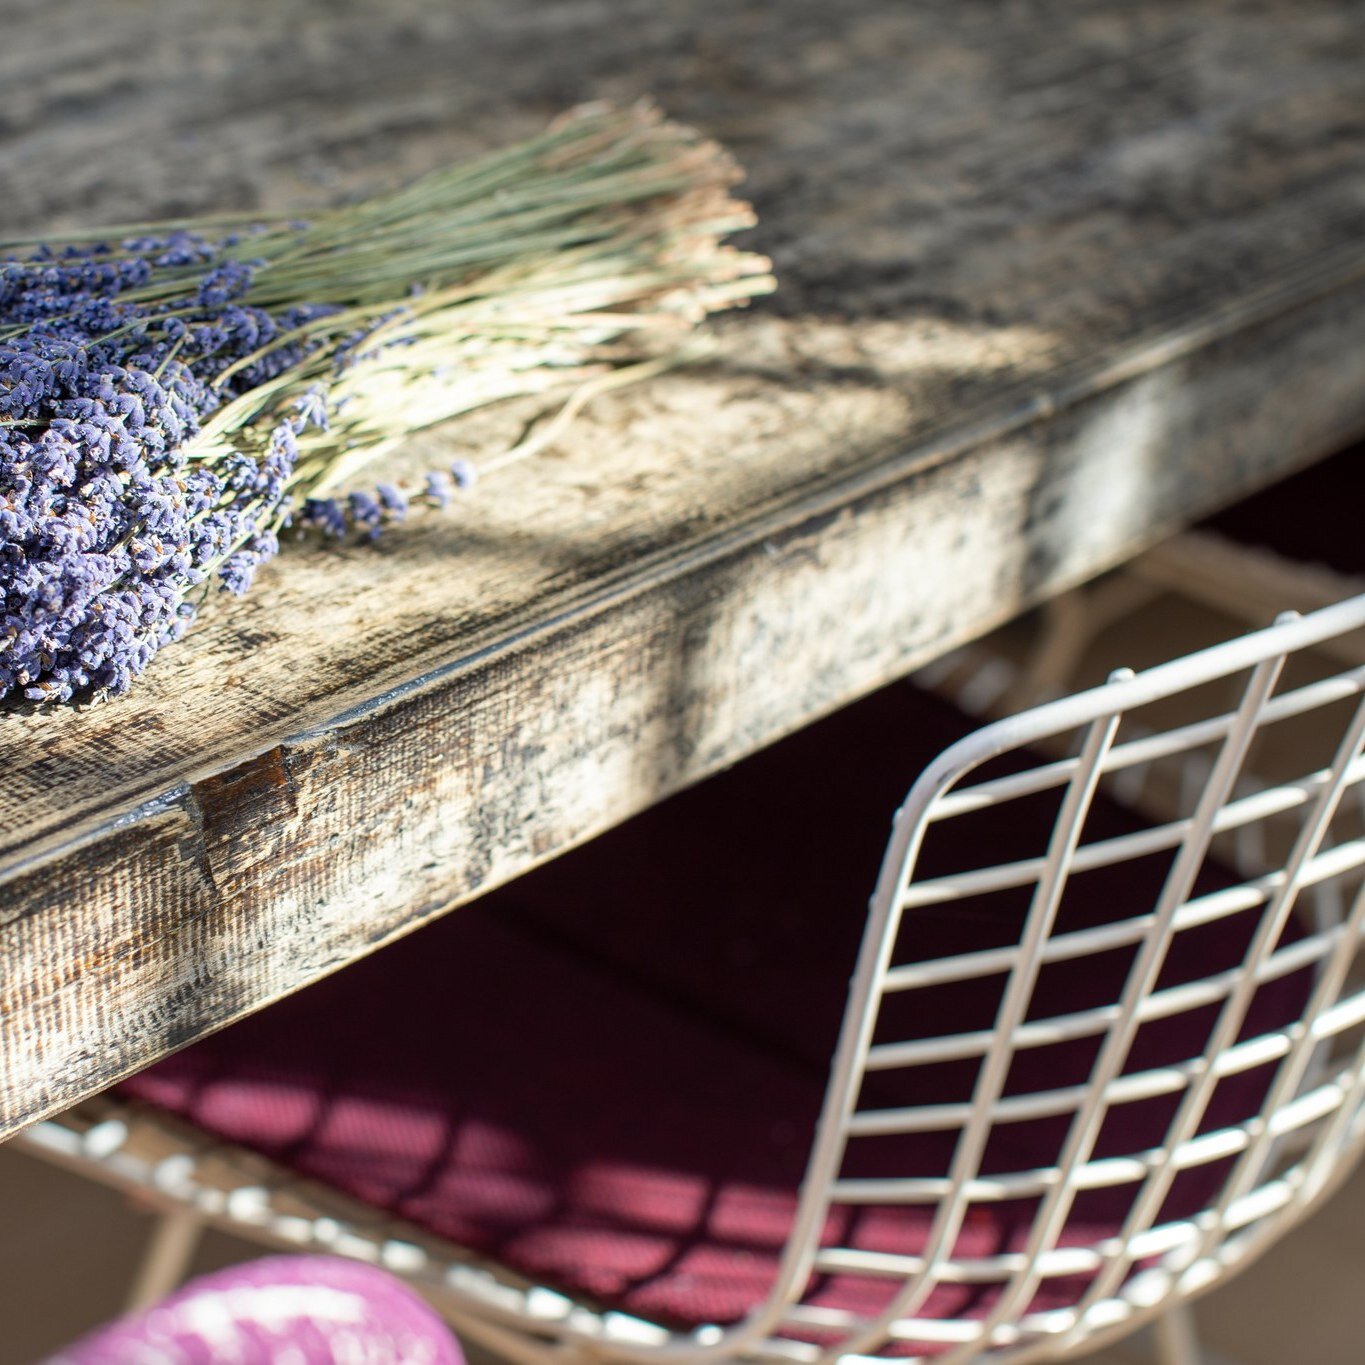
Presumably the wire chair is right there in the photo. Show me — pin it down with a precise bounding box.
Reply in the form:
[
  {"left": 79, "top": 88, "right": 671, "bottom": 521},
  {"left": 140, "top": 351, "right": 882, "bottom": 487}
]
[{"left": 17, "top": 593, "right": 1365, "bottom": 1365}]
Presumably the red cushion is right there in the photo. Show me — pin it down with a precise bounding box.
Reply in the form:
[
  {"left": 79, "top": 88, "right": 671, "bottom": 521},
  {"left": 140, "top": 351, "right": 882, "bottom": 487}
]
[
  {"left": 121, "top": 682, "right": 1309, "bottom": 1351},
  {"left": 1204, "top": 438, "right": 1365, "bottom": 577}
]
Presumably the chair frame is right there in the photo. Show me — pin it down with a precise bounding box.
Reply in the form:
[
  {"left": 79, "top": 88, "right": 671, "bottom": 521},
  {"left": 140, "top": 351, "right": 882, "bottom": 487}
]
[{"left": 18, "top": 593, "right": 1365, "bottom": 1364}]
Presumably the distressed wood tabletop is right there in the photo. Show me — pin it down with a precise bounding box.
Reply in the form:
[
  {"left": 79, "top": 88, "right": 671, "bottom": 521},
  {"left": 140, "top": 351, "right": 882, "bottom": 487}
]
[{"left": 5, "top": 0, "right": 1365, "bottom": 1138}]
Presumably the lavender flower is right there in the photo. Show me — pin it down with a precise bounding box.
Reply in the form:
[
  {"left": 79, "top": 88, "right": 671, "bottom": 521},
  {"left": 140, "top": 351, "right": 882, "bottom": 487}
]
[
  {"left": 376, "top": 483, "right": 408, "bottom": 522},
  {"left": 347, "top": 490, "right": 384, "bottom": 539},
  {"left": 0, "top": 234, "right": 336, "bottom": 702},
  {"left": 300, "top": 497, "right": 347, "bottom": 538},
  {"left": 423, "top": 471, "right": 452, "bottom": 509},
  {"left": 0, "top": 102, "right": 774, "bottom": 705}
]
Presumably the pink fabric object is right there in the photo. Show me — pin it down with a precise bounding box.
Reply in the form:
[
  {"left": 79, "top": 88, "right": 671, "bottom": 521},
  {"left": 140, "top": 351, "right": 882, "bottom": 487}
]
[
  {"left": 43, "top": 1255, "right": 462, "bottom": 1365},
  {"left": 119, "top": 683, "right": 1311, "bottom": 1352}
]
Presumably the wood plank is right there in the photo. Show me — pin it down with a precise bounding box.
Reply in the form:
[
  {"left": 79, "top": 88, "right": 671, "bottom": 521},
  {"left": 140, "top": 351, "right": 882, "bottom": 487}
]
[{"left": 5, "top": 0, "right": 1365, "bottom": 1136}]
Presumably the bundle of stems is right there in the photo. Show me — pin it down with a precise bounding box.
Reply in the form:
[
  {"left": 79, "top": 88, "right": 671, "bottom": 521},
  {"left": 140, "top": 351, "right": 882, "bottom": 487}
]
[{"left": 0, "top": 102, "right": 773, "bottom": 704}]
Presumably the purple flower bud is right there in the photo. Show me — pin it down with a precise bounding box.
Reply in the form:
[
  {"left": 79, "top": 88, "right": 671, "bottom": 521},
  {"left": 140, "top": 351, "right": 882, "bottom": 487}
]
[
  {"left": 347, "top": 490, "right": 383, "bottom": 540},
  {"left": 423, "top": 470, "right": 452, "bottom": 509},
  {"left": 292, "top": 386, "right": 329, "bottom": 433},
  {"left": 301, "top": 497, "right": 347, "bottom": 538},
  {"left": 377, "top": 483, "right": 408, "bottom": 522}
]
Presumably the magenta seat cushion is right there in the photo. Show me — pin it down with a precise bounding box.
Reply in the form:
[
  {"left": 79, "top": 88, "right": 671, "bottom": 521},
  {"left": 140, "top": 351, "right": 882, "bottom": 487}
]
[{"left": 120, "top": 683, "right": 1309, "bottom": 1349}]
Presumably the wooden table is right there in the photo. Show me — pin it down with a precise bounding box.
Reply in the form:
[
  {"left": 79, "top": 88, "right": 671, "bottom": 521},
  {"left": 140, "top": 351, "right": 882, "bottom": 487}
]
[{"left": 4, "top": 0, "right": 1365, "bottom": 1140}]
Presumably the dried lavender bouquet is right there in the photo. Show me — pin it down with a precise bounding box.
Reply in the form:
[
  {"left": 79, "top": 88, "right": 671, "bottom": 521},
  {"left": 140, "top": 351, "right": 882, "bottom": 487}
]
[{"left": 0, "top": 103, "right": 772, "bottom": 705}]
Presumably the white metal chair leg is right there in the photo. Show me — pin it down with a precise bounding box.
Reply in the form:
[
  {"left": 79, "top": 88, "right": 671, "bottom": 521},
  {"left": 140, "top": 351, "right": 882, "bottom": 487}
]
[
  {"left": 1150, "top": 1304, "right": 1203, "bottom": 1365},
  {"left": 125, "top": 1205, "right": 205, "bottom": 1312}
]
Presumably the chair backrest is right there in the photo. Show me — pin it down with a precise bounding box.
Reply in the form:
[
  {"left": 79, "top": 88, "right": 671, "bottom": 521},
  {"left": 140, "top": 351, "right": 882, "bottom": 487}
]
[{"left": 729, "top": 593, "right": 1365, "bottom": 1362}]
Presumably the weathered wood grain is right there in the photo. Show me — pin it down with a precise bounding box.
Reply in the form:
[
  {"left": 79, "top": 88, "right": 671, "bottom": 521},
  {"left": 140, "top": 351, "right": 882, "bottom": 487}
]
[{"left": 5, "top": 0, "right": 1365, "bottom": 1137}]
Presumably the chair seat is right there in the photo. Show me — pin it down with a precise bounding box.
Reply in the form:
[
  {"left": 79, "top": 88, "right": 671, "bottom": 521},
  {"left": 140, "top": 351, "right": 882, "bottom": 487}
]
[
  {"left": 121, "top": 682, "right": 1310, "bottom": 1351},
  {"left": 1203, "top": 439, "right": 1365, "bottom": 578}
]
